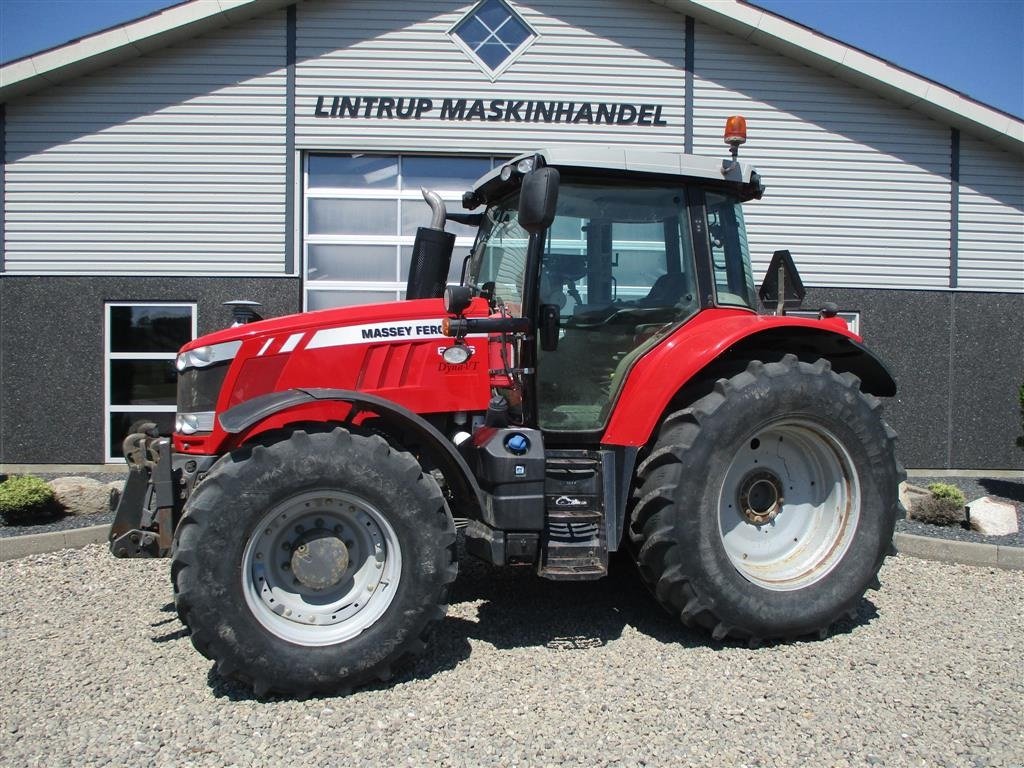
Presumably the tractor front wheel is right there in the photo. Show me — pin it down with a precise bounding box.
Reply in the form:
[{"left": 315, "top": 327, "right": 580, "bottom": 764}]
[
  {"left": 170, "top": 428, "right": 457, "bottom": 697},
  {"left": 630, "top": 355, "right": 900, "bottom": 643}
]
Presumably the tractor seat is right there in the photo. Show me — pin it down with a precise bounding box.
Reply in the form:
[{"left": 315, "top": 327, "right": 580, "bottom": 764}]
[{"left": 636, "top": 272, "right": 688, "bottom": 308}]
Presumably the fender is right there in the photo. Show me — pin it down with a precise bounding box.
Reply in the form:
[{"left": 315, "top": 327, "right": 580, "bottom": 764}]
[
  {"left": 219, "top": 387, "right": 485, "bottom": 518},
  {"left": 602, "top": 309, "right": 897, "bottom": 447}
]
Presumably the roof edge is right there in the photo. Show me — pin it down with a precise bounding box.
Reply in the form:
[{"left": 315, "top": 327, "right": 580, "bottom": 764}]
[
  {"left": 0, "top": 0, "right": 293, "bottom": 103},
  {"left": 658, "top": 0, "right": 1023, "bottom": 153},
  {"left": 1, "top": 0, "right": 1021, "bottom": 154}
]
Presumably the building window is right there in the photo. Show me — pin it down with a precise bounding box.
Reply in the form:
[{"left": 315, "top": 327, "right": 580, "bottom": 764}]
[
  {"left": 105, "top": 303, "right": 196, "bottom": 461},
  {"left": 448, "top": 0, "right": 536, "bottom": 78},
  {"left": 303, "top": 154, "right": 501, "bottom": 311}
]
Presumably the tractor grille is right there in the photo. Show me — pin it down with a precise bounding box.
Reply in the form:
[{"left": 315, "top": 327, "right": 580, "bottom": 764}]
[{"left": 176, "top": 362, "right": 230, "bottom": 413}]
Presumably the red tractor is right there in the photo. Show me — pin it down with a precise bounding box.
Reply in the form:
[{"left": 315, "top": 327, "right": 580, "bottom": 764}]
[{"left": 112, "top": 117, "right": 901, "bottom": 697}]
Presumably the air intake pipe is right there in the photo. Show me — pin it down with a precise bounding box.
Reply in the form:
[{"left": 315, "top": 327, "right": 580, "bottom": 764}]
[{"left": 406, "top": 189, "right": 456, "bottom": 300}]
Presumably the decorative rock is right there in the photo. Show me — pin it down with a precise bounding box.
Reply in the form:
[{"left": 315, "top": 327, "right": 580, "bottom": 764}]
[
  {"left": 48, "top": 477, "right": 118, "bottom": 517},
  {"left": 899, "top": 482, "right": 931, "bottom": 515},
  {"left": 106, "top": 481, "right": 123, "bottom": 510},
  {"left": 966, "top": 496, "right": 1019, "bottom": 536}
]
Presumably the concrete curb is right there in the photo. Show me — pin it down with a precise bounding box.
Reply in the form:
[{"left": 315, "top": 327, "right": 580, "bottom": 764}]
[
  {"left": 1, "top": 524, "right": 1021, "bottom": 571},
  {"left": 893, "top": 532, "right": 1023, "bottom": 571},
  {"left": 0, "top": 524, "right": 110, "bottom": 562}
]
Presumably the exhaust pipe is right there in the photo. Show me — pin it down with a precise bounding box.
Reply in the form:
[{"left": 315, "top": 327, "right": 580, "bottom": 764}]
[
  {"left": 406, "top": 189, "right": 456, "bottom": 300},
  {"left": 223, "top": 300, "right": 263, "bottom": 326},
  {"left": 422, "top": 188, "right": 447, "bottom": 230}
]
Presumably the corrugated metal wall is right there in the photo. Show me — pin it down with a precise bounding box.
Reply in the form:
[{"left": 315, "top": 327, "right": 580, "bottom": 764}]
[
  {"left": 1, "top": 0, "right": 1021, "bottom": 294},
  {"left": 691, "top": 22, "right": 955, "bottom": 290},
  {"left": 294, "top": 0, "right": 685, "bottom": 153},
  {"left": 957, "top": 135, "right": 1024, "bottom": 291},
  {"left": 2, "top": 13, "right": 288, "bottom": 276}
]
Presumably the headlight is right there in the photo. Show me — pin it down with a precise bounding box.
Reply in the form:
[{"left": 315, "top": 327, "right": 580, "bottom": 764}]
[
  {"left": 175, "top": 412, "right": 216, "bottom": 435},
  {"left": 442, "top": 344, "right": 473, "bottom": 365},
  {"left": 176, "top": 413, "right": 199, "bottom": 435},
  {"left": 500, "top": 155, "right": 538, "bottom": 182},
  {"left": 176, "top": 340, "right": 242, "bottom": 372}
]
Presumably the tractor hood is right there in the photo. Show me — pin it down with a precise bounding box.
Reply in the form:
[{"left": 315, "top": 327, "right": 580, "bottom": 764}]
[
  {"left": 179, "top": 298, "right": 475, "bottom": 354},
  {"left": 172, "top": 296, "right": 495, "bottom": 455}
]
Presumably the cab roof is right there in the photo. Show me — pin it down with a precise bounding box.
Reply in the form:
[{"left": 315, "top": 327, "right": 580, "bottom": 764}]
[{"left": 470, "top": 148, "right": 763, "bottom": 206}]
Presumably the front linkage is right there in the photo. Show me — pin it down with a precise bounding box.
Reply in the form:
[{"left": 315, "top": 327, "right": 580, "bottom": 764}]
[{"left": 109, "top": 424, "right": 214, "bottom": 558}]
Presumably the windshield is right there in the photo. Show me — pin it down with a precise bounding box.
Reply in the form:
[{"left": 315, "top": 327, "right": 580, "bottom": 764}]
[
  {"left": 469, "top": 192, "right": 530, "bottom": 314},
  {"left": 541, "top": 182, "right": 697, "bottom": 321}
]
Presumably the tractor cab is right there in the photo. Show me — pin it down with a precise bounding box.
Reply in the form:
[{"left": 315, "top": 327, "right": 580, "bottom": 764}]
[{"left": 454, "top": 146, "right": 765, "bottom": 434}]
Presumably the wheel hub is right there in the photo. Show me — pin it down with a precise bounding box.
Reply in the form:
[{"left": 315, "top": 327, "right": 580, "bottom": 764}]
[
  {"left": 737, "top": 470, "right": 784, "bottom": 525},
  {"left": 718, "top": 419, "right": 862, "bottom": 592},
  {"left": 290, "top": 533, "right": 350, "bottom": 590},
  {"left": 242, "top": 490, "right": 402, "bottom": 645}
]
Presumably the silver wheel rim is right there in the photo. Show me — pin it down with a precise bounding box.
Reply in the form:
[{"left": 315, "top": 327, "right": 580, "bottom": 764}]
[
  {"left": 241, "top": 490, "right": 402, "bottom": 645},
  {"left": 717, "top": 419, "right": 861, "bottom": 591}
]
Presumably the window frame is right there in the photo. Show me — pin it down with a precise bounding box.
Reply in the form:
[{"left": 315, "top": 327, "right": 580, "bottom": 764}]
[
  {"left": 104, "top": 302, "right": 196, "bottom": 463},
  {"left": 446, "top": 0, "right": 539, "bottom": 82},
  {"left": 303, "top": 153, "right": 501, "bottom": 312},
  {"left": 704, "top": 191, "right": 758, "bottom": 311}
]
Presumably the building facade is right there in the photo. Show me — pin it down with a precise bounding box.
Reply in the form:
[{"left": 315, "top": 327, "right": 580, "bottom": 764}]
[{"left": 1, "top": 0, "right": 1022, "bottom": 468}]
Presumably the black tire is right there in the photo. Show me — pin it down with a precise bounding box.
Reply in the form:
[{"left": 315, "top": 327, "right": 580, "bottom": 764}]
[
  {"left": 170, "top": 428, "right": 457, "bottom": 697},
  {"left": 629, "top": 355, "right": 901, "bottom": 643}
]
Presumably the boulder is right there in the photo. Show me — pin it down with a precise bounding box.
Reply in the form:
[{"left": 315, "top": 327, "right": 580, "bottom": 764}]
[
  {"left": 48, "top": 476, "right": 118, "bottom": 517},
  {"left": 106, "top": 481, "right": 123, "bottom": 510},
  {"left": 967, "top": 496, "right": 1019, "bottom": 536},
  {"left": 899, "top": 482, "right": 931, "bottom": 516}
]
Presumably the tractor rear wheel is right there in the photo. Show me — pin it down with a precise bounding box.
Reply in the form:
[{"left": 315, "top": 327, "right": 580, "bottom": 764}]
[
  {"left": 171, "top": 428, "right": 457, "bottom": 697},
  {"left": 629, "top": 355, "right": 900, "bottom": 643}
]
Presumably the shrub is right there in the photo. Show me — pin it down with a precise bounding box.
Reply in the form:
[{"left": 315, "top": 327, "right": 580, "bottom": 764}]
[
  {"left": 910, "top": 497, "right": 964, "bottom": 527},
  {"left": 908, "top": 483, "right": 966, "bottom": 527},
  {"left": 927, "top": 482, "right": 966, "bottom": 506},
  {"left": 0, "top": 475, "right": 60, "bottom": 525}
]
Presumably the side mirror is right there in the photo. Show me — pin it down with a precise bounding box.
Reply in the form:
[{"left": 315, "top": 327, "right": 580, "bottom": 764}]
[
  {"left": 443, "top": 285, "right": 473, "bottom": 316},
  {"left": 758, "top": 249, "right": 805, "bottom": 315},
  {"left": 518, "top": 167, "right": 560, "bottom": 234}
]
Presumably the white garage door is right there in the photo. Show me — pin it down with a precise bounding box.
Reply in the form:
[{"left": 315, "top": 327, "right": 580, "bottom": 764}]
[{"left": 303, "top": 153, "right": 502, "bottom": 310}]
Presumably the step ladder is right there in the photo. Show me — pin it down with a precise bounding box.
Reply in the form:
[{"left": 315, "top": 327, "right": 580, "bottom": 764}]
[{"left": 538, "top": 450, "right": 608, "bottom": 580}]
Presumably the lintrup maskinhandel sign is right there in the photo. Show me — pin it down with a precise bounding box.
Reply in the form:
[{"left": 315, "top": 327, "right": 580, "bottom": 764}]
[{"left": 313, "top": 96, "right": 669, "bottom": 126}]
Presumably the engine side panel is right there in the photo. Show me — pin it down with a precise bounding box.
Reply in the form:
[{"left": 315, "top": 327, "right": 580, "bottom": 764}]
[{"left": 173, "top": 299, "right": 492, "bottom": 455}]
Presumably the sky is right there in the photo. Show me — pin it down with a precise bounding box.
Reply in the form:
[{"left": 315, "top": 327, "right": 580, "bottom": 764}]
[{"left": 0, "top": 0, "right": 1021, "bottom": 119}]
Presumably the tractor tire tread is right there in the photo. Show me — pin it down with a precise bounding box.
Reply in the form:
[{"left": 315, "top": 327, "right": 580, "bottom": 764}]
[
  {"left": 170, "top": 427, "right": 457, "bottom": 698},
  {"left": 630, "top": 355, "right": 900, "bottom": 644}
]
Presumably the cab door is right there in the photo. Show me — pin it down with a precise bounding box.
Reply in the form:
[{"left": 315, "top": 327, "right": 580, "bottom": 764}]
[{"left": 535, "top": 182, "right": 700, "bottom": 434}]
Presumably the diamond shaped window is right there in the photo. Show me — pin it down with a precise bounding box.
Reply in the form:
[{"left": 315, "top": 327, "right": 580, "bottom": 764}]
[{"left": 450, "top": 0, "right": 536, "bottom": 76}]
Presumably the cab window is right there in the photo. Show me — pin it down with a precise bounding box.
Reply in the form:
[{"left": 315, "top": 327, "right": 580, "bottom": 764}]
[
  {"left": 706, "top": 192, "right": 756, "bottom": 309},
  {"left": 537, "top": 182, "right": 699, "bottom": 431}
]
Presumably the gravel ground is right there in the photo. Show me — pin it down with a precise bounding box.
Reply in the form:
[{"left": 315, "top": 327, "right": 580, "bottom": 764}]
[
  {"left": 1, "top": 545, "right": 1021, "bottom": 768},
  {"left": 899, "top": 475, "right": 1024, "bottom": 548}
]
